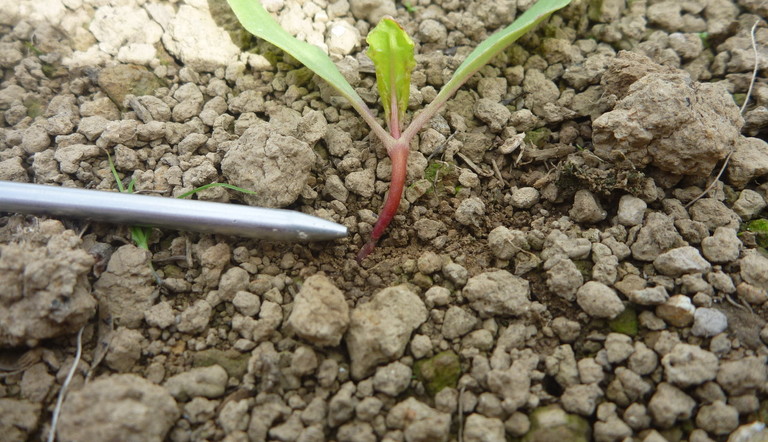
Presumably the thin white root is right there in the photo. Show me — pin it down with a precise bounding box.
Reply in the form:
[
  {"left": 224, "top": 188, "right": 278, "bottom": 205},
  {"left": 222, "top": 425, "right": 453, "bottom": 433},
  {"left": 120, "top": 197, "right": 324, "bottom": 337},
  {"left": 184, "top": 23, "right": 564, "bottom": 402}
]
[{"left": 48, "top": 326, "right": 84, "bottom": 442}]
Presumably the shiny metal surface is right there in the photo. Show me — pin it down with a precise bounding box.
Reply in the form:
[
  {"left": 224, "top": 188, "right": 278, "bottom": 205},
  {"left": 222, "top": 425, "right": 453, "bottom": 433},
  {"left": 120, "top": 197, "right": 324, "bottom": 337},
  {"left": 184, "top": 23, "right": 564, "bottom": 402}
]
[{"left": 0, "top": 181, "right": 347, "bottom": 241}]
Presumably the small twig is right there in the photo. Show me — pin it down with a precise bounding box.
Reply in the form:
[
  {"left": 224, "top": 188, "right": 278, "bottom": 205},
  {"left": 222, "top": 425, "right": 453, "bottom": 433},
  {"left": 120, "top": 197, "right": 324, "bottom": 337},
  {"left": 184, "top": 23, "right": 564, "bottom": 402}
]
[
  {"left": 48, "top": 327, "right": 84, "bottom": 442},
  {"left": 740, "top": 20, "right": 760, "bottom": 115},
  {"left": 491, "top": 158, "right": 506, "bottom": 186},
  {"left": 685, "top": 20, "right": 761, "bottom": 209}
]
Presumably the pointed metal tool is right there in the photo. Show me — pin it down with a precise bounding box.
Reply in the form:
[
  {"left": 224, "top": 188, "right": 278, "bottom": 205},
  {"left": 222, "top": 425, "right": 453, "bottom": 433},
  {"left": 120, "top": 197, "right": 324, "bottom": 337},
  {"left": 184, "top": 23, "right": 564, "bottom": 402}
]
[{"left": 0, "top": 181, "right": 347, "bottom": 242}]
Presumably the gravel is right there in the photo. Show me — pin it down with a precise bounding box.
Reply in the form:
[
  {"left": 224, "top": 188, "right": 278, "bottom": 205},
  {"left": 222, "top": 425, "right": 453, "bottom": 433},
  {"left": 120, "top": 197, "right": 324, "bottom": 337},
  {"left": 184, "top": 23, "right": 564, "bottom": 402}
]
[{"left": 2, "top": 0, "right": 767, "bottom": 440}]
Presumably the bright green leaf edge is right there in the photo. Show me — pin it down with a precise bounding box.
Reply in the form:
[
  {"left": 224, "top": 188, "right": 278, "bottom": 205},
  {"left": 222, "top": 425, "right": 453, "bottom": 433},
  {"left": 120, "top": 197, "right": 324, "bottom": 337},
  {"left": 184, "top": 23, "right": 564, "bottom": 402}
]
[
  {"left": 366, "top": 18, "right": 416, "bottom": 129},
  {"left": 226, "top": 0, "right": 362, "bottom": 109},
  {"left": 434, "top": 0, "right": 572, "bottom": 104}
]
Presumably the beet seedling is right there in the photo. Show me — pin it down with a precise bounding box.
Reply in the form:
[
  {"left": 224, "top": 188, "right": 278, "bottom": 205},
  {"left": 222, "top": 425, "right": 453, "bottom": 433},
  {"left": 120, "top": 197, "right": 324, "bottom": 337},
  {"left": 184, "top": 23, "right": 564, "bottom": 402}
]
[{"left": 226, "top": 0, "right": 572, "bottom": 261}]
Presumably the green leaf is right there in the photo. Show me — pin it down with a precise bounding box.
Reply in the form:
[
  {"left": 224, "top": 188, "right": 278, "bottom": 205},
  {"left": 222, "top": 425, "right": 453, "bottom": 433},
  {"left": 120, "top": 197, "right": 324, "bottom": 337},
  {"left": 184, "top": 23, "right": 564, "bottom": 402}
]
[
  {"left": 435, "top": 0, "right": 572, "bottom": 104},
  {"left": 226, "top": 0, "right": 363, "bottom": 111},
  {"left": 366, "top": 18, "right": 416, "bottom": 133},
  {"left": 176, "top": 182, "right": 257, "bottom": 200}
]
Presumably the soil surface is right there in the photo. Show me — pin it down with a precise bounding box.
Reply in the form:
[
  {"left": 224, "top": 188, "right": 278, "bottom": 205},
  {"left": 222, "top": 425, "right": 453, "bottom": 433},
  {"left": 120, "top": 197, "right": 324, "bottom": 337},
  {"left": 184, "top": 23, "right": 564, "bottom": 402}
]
[{"left": 1, "top": 0, "right": 768, "bottom": 441}]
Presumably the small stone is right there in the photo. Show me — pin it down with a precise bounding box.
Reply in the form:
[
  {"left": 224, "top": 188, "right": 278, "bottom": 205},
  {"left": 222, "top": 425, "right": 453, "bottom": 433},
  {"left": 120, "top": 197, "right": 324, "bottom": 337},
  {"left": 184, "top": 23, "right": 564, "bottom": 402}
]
[
  {"left": 631, "top": 212, "right": 685, "bottom": 261},
  {"left": 441, "top": 306, "right": 478, "bottom": 340},
  {"left": 717, "top": 356, "right": 768, "bottom": 395},
  {"left": 473, "top": 98, "right": 511, "bottom": 132},
  {"left": 576, "top": 281, "right": 625, "bottom": 319},
  {"left": 569, "top": 190, "right": 607, "bottom": 224},
  {"left": 144, "top": 302, "right": 174, "bottom": 329},
  {"left": 605, "top": 333, "right": 634, "bottom": 364},
  {"left": 691, "top": 308, "right": 727, "bottom": 337},
  {"left": 653, "top": 246, "right": 711, "bottom": 276},
  {"left": 58, "top": 374, "right": 178, "bottom": 441},
  {"left": 464, "top": 414, "right": 505, "bottom": 442},
  {"left": 232, "top": 291, "right": 261, "bottom": 317},
  {"left": 561, "top": 383, "right": 603, "bottom": 416},
  {"left": 487, "top": 226, "right": 529, "bottom": 260},
  {"left": 373, "top": 362, "right": 412, "bottom": 396},
  {"left": 740, "top": 250, "right": 768, "bottom": 291},
  {"left": 346, "top": 285, "right": 427, "bottom": 379},
  {"left": 105, "top": 327, "right": 143, "bottom": 372},
  {"left": 655, "top": 295, "right": 695, "bottom": 328},
  {"left": 388, "top": 398, "right": 452, "bottom": 440},
  {"left": 546, "top": 257, "right": 583, "bottom": 302},
  {"left": 627, "top": 285, "right": 669, "bottom": 305},
  {"left": 164, "top": 365, "right": 228, "bottom": 401},
  {"left": 463, "top": 270, "right": 531, "bottom": 317},
  {"left": 648, "top": 382, "right": 696, "bottom": 428},
  {"left": 455, "top": 196, "right": 485, "bottom": 227},
  {"left": 510, "top": 187, "right": 540, "bottom": 209},
  {"left": 701, "top": 227, "right": 742, "bottom": 263},
  {"left": 661, "top": 344, "right": 718, "bottom": 387},
  {"left": 618, "top": 194, "right": 646, "bottom": 226},
  {"left": 728, "top": 137, "right": 768, "bottom": 188},
  {"left": 733, "top": 189, "right": 767, "bottom": 219},
  {"left": 287, "top": 274, "right": 349, "bottom": 347},
  {"left": 695, "top": 401, "right": 739, "bottom": 436},
  {"left": 177, "top": 300, "right": 212, "bottom": 334}
]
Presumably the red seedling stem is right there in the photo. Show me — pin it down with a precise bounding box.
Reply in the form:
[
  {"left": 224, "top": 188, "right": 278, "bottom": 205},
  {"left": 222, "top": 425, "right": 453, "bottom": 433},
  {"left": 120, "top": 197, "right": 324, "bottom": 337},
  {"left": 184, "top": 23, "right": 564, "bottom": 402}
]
[{"left": 356, "top": 140, "right": 409, "bottom": 262}]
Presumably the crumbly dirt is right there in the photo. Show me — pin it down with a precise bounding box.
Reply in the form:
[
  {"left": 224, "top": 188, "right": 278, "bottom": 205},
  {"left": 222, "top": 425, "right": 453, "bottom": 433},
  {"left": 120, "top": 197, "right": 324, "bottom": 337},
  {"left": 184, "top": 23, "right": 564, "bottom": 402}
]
[{"left": 1, "top": 0, "right": 768, "bottom": 441}]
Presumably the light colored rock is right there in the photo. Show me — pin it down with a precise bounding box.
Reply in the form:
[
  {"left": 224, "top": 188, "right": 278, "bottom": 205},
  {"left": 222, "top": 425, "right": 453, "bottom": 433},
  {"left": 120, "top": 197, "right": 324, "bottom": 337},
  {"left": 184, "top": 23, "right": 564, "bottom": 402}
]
[
  {"left": 105, "top": 327, "right": 143, "bottom": 372},
  {"left": 161, "top": 5, "right": 240, "bottom": 72},
  {"left": 0, "top": 399, "right": 41, "bottom": 440},
  {"left": 728, "top": 137, "right": 768, "bottom": 188},
  {"left": 733, "top": 189, "right": 767, "bottom": 219},
  {"left": 510, "top": 187, "right": 540, "bottom": 209},
  {"left": 692, "top": 308, "right": 728, "bottom": 338},
  {"left": 373, "top": 361, "right": 411, "bottom": 396},
  {"left": 689, "top": 198, "right": 741, "bottom": 231},
  {"left": 89, "top": 6, "right": 162, "bottom": 56},
  {"left": 702, "top": 227, "right": 742, "bottom": 263},
  {"left": 655, "top": 295, "right": 695, "bottom": 328},
  {"left": 740, "top": 250, "right": 768, "bottom": 291},
  {"left": 605, "top": 333, "right": 634, "bottom": 364},
  {"left": 618, "top": 194, "right": 646, "bottom": 226},
  {"left": 631, "top": 212, "right": 685, "bottom": 261},
  {"left": 0, "top": 229, "right": 95, "bottom": 347},
  {"left": 348, "top": 0, "right": 396, "bottom": 23},
  {"left": 487, "top": 226, "right": 529, "bottom": 260},
  {"left": 386, "top": 397, "right": 451, "bottom": 442},
  {"left": 648, "top": 382, "right": 696, "bottom": 428},
  {"left": 221, "top": 124, "right": 315, "bottom": 208},
  {"left": 455, "top": 196, "right": 486, "bottom": 227},
  {"left": 288, "top": 274, "right": 349, "bottom": 347},
  {"left": 58, "top": 374, "right": 179, "bottom": 441},
  {"left": 345, "top": 285, "right": 427, "bottom": 379},
  {"left": 561, "top": 383, "right": 603, "bottom": 416},
  {"left": 594, "top": 54, "right": 742, "bottom": 176},
  {"left": 576, "top": 281, "right": 624, "bottom": 319},
  {"left": 627, "top": 285, "right": 669, "bottom": 305},
  {"left": 327, "top": 21, "right": 360, "bottom": 57},
  {"left": 546, "top": 257, "right": 583, "bottom": 301},
  {"left": 177, "top": 300, "right": 212, "bottom": 334},
  {"left": 441, "top": 306, "right": 478, "bottom": 340},
  {"left": 569, "top": 189, "right": 607, "bottom": 224},
  {"left": 464, "top": 414, "right": 505, "bottom": 442},
  {"left": 164, "top": 365, "right": 228, "bottom": 401},
  {"left": 662, "top": 344, "right": 718, "bottom": 387},
  {"left": 463, "top": 270, "right": 531, "bottom": 317},
  {"left": 717, "top": 356, "right": 768, "bottom": 395},
  {"left": 653, "top": 246, "right": 711, "bottom": 276},
  {"left": 696, "top": 401, "right": 739, "bottom": 436}
]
